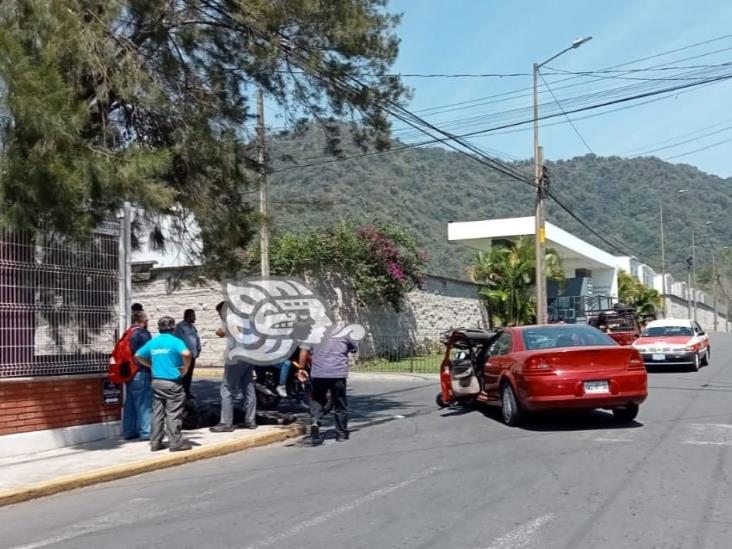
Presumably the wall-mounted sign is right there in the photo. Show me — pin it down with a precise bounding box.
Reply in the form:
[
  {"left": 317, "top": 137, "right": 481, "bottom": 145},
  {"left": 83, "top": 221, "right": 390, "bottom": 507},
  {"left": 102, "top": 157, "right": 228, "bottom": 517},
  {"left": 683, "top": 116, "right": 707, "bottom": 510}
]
[{"left": 102, "top": 380, "right": 122, "bottom": 405}]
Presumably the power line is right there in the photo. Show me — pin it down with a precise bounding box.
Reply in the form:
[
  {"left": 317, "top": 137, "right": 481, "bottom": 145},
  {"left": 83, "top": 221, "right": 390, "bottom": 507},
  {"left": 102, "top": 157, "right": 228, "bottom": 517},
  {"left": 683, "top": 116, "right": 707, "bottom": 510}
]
[
  {"left": 665, "top": 136, "right": 732, "bottom": 160},
  {"left": 629, "top": 123, "right": 732, "bottom": 157},
  {"left": 273, "top": 70, "right": 732, "bottom": 173},
  {"left": 539, "top": 72, "right": 594, "bottom": 155}
]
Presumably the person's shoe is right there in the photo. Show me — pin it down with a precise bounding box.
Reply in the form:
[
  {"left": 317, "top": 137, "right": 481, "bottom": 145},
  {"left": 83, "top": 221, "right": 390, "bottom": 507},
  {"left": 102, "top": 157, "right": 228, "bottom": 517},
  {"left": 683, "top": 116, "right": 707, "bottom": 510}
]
[
  {"left": 242, "top": 423, "right": 258, "bottom": 430},
  {"left": 169, "top": 440, "right": 193, "bottom": 452},
  {"left": 209, "top": 424, "right": 235, "bottom": 433},
  {"left": 123, "top": 434, "right": 140, "bottom": 441},
  {"left": 296, "top": 400, "right": 311, "bottom": 411},
  {"left": 335, "top": 431, "right": 350, "bottom": 442},
  {"left": 150, "top": 442, "right": 166, "bottom": 452},
  {"left": 276, "top": 385, "right": 288, "bottom": 398},
  {"left": 310, "top": 423, "right": 321, "bottom": 444}
]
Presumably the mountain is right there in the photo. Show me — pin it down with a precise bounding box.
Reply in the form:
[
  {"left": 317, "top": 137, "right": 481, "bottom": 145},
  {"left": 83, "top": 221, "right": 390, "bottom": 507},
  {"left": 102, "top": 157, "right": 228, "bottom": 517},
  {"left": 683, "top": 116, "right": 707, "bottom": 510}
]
[{"left": 267, "top": 124, "right": 731, "bottom": 282}]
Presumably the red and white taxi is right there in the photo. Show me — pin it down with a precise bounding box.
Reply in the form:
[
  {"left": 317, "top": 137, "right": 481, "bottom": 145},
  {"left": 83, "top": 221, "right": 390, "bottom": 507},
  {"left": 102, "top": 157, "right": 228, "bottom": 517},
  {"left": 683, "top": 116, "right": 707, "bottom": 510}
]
[{"left": 632, "top": 319, "right": 710, "bottom": 371}]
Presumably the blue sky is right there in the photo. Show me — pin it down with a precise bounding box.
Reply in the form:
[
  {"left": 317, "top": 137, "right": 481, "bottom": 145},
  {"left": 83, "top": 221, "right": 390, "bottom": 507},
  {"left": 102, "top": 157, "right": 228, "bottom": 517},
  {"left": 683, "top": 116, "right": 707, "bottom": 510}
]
[{"left": 387, "top": 0, "right": 732, "bottom": 177}]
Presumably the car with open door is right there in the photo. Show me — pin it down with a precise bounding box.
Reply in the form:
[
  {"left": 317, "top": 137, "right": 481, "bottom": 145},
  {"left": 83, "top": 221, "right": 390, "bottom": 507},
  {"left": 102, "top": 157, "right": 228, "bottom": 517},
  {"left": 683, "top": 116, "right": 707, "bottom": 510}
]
[
  {"left": 438, "top": 324, "right": 647, "bottom": 426},
  {"left": 632, "top": 318, "right": 710, "bottom": 371}
]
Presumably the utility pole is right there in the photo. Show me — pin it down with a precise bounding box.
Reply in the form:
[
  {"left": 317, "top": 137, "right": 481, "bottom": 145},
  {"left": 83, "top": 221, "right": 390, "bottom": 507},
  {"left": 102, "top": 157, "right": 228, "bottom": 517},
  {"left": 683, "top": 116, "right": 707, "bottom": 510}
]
[
  {"left": 712, "top": 251, "right": 718, "bottom": 331},
  {"left": 686, "top": 256, "right": 693, "bottom": 319},
  {"left": 691, "top": 229, "right": 697, "bottom": 321},
  {"left": 256, "top": 89, "right": 270, "bottom": 277},
  {"left": 534, "top": 141, "right": 547, "bottom": 324},
  {"left": 532, "top": 37, "right": 591, "bottom": 325},
  {"left": 659, "top": 199, "right": 667, "bottom": 318}
]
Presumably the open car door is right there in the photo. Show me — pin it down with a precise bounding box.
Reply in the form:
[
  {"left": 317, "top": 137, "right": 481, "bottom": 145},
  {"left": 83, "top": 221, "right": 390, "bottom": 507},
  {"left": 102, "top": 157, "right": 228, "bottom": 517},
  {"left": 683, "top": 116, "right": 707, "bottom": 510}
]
[{"left": 438, "top": 329, "right": 501, "bottom": 407}]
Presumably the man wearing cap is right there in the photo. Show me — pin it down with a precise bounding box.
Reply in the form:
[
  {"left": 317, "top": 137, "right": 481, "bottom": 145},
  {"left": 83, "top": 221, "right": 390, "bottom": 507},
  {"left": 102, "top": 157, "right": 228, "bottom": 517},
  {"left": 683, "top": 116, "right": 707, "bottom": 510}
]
[{"left": 135, "top": 316, "right": 193, "bottom": 452}]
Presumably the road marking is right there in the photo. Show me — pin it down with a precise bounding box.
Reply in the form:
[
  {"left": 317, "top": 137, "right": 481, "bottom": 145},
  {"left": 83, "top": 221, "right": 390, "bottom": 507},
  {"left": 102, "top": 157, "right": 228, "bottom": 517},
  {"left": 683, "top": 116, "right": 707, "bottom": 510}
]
[
  {"left": 7, "top": 497, "right": 155, "bottom": 549},
  {"left": 243, "top": 466, "right": 442, "bottom": 549},
  {"left": 683, "top": 441, "right": 732, "bottom": 446},
  {"left": 481, "top": 514, "right": 555, "bottom": 549},
  {"left": 7, "top": 477, "right": 261, "bottom": 549},
  {"left": 683, "top": 423, "right": 732, "bottom": 446},
  {"left": 594, "top": 437, "right": 634, "bottom": 443}
]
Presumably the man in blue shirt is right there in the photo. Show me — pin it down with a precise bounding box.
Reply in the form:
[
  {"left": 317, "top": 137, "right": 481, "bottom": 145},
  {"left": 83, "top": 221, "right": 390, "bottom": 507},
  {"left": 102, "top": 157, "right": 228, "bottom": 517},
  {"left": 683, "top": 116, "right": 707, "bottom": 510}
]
[
  {"left": 174, "top": 308, "right": 201, "bottom": 400},
  {"left": 122, "top": 310, "right": 152, "bottom": 440},
  {"left": 136, "top": 316, "right": 192, "bottom": 452}
]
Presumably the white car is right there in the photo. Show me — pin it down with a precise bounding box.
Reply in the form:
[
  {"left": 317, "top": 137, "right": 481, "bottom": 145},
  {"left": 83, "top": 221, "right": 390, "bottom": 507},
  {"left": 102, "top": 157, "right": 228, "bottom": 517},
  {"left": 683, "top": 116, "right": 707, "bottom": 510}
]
[{"left": 632, "top": 319, "right": 710, "bottom": 371}]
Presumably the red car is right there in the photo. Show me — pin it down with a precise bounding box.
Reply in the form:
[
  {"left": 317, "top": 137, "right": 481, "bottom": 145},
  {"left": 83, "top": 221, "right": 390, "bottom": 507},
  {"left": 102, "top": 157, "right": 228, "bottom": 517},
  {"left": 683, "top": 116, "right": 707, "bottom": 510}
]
[{"left": 438, "top": 324, "right": 647, "bottom": 426}]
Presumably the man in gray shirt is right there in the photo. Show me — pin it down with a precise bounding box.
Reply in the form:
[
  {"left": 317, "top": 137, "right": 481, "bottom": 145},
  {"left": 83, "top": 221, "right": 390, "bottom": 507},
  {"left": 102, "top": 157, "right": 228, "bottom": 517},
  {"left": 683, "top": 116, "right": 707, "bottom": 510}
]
[
  {"left": 174, "top": 309, "right": 201, "bottom": 400},
  {"left": 305, "top": 324, "right": 358, "bottom": 443}
]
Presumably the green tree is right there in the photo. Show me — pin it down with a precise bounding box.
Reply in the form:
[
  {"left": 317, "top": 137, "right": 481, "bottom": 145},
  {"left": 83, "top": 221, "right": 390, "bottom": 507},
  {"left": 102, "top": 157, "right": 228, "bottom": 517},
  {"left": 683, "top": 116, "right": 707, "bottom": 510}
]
[
  {"left": 617, "top": 270, "right": 661, "bottom": 317},
  {"left": 469, "top": 236, "right": 564, "bottom": 326},
  {"left": 248, "top": 219, "right": 427, "bottom": 311},
  {"left": 0, "top": 0, "right": 406, "bottom": 274}
]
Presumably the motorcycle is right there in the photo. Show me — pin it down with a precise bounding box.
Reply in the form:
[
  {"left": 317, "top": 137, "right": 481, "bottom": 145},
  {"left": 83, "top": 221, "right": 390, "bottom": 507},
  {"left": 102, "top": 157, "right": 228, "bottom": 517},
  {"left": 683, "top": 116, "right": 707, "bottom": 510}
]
[
  {"left": 253, "top": 363, "right": 311, "bottom": 411},
  {"left": 253, "top": 351, "right": 334, "bottom": 413}
]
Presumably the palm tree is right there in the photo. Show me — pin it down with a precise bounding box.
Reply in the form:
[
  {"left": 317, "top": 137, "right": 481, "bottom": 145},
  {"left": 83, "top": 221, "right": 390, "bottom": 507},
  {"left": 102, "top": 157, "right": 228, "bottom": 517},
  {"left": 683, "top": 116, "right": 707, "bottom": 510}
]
[
  {"left": 469, "top": 236, "right": 564, "bottom": 327},
  {"left": 618, "top": 270, "right": 661, "bottom": 317}
]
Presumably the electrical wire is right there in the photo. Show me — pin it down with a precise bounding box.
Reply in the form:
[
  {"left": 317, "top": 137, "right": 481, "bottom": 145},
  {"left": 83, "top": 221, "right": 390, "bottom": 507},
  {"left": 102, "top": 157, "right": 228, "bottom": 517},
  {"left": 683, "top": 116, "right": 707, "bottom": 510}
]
[{"left": 539, "top": 72, "right": 594, "bottom": 155}]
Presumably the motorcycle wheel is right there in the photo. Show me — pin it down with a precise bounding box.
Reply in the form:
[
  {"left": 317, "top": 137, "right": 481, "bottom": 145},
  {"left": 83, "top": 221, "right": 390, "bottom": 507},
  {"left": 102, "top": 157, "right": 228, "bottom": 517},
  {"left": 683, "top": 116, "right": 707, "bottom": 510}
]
[{"left": 256, "top": 388, "right": 280, "bottom": 411}]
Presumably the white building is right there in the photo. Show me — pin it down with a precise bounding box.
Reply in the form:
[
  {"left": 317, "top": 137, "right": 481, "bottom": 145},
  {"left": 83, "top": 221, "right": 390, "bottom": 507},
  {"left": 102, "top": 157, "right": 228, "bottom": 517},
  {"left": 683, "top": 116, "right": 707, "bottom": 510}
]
[{"left": 448, "top": 216, "right": 728, "bottom": 331}]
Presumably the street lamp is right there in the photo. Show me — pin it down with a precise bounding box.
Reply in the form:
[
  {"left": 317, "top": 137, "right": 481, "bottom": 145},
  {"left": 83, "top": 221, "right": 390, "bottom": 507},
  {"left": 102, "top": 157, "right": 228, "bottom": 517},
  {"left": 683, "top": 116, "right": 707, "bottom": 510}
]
[
  {"left": 659, "top": 199, "right": 667, "bottom": 318},
  {"left": 534, "top": 36, "right": 592, "bottom": 324},
  {"left": 677, "top": 189, "right": 698, "bottom": 321}
]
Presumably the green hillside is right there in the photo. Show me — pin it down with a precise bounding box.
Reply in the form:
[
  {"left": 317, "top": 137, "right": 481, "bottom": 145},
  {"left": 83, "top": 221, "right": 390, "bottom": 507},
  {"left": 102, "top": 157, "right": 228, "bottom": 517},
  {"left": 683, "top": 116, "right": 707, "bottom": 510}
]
[{"left": 268, "top": 125, "right": 731, "bottom": 282}]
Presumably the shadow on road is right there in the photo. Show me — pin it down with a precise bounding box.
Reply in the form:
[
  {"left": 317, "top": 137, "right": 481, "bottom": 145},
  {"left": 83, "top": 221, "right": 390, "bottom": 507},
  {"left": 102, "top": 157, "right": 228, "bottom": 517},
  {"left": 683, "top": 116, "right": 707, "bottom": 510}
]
[{"left": 439, "top": 401, "right": 643, "bottom": 431}]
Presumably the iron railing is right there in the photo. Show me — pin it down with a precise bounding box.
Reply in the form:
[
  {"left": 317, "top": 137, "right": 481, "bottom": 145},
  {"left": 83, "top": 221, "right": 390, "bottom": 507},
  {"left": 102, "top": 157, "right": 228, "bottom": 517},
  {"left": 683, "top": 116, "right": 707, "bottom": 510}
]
[
  {"left": 0, "top": 226, "right": 120, "bottom": 377},
  {"left": 352, "top": 337, "right": 444, "bottom": 373}
]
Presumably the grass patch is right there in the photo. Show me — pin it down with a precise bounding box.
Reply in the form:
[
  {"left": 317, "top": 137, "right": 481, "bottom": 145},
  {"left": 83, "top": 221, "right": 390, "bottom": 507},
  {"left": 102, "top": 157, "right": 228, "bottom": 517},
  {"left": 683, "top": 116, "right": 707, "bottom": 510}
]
[{"left": 354, "top": 354, "right": 443, "bottom": 373}]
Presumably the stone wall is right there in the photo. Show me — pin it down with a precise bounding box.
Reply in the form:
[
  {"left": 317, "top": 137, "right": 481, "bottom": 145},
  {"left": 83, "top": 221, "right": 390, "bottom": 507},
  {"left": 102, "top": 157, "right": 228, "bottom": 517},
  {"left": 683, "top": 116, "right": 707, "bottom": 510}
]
[
  {"left": 132, "top": 268, "right": 487, "bottom": 366},
  {"left": 663, "top": 295, "right": 729, "bottom": 333}
]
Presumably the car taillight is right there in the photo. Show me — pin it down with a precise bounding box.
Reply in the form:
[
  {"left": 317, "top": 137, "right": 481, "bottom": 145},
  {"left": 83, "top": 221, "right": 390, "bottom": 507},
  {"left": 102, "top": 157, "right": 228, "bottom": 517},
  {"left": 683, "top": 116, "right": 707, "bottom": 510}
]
[
  {"left": 524, "top": 357, "right": 554, "bottom": 375},
  {"left": 683, "top": 343, "right": 700, "bottom": 352},
  {"left": 628, "top": 351, "right": 645, "bottom": 370}
]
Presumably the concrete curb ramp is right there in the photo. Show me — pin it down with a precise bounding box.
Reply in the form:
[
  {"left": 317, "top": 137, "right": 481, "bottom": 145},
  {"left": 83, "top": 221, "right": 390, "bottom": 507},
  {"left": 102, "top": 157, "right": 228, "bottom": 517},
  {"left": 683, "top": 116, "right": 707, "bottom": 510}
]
[{"left": 0, "top": 424, "right": 305, "bottom": 508}]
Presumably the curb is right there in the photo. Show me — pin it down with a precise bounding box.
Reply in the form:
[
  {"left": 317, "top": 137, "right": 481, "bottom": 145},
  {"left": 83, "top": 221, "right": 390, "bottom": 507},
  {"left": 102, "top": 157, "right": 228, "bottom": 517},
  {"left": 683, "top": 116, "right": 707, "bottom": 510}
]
[{"left": 0, "top": 424, "right": 305, "bottom": 508}]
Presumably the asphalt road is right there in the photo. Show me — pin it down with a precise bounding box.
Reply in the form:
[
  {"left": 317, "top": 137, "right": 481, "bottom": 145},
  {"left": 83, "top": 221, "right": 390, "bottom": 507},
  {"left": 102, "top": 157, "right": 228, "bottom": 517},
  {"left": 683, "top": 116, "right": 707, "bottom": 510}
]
[{"left": 3, "top": 334, "right": 732, "bottom": 549}]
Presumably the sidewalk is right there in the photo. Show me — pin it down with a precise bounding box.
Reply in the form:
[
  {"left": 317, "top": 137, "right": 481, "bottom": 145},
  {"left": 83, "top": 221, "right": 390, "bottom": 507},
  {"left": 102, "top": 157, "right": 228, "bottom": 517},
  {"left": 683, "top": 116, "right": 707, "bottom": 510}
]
[
  {"left": 0, "top": 373, "right": 435, "bottom": 507},
  {"left": 0, "top": 423, "right": 304, "bottom": 507}
]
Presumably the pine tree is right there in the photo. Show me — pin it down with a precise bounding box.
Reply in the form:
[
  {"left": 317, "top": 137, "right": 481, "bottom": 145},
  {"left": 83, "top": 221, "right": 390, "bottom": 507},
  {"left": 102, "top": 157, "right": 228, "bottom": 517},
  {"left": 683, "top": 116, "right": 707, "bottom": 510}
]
[{"left": 0, "top": 0, "right": 406, "bottom": 273}]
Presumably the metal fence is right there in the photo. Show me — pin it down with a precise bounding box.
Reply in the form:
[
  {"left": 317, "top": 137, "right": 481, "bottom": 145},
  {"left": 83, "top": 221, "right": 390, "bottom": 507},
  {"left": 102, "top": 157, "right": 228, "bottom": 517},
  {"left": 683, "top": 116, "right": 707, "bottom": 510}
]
[
  {"left": 352, "top": 336, "right": 444, "bottom": 373},
  {"left": 0, "top": 225, "right": 120, "bottom": 377}
]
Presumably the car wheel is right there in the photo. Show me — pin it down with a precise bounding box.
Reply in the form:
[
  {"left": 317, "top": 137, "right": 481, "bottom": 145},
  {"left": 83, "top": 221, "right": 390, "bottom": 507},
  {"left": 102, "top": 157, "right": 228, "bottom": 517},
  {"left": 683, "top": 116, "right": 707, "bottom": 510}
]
[
  {"left": 690, "top": 353, "right": 700, "bottom": 372},
  {"left": 500, "top": 383, "right": 523, "bottom": 426},
  {"left": 436, "top": 392, "right": 448, "bottom": 408},
  {"left": 701, "top": 348, "right": 710, "bottom": 366},
  {"left": 613, "top": 403, "right": 639, "bottom": 422}
]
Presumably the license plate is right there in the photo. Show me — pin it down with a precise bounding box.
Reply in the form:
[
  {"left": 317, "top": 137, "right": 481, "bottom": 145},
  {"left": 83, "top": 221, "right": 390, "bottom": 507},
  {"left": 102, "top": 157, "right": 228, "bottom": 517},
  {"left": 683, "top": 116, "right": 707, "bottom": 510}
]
[
  {"left": 652, "top": 354, "right": 665, "bottom": 361},
  {"left": 584, "top": 380, "right": 609, "bottom": 394}
]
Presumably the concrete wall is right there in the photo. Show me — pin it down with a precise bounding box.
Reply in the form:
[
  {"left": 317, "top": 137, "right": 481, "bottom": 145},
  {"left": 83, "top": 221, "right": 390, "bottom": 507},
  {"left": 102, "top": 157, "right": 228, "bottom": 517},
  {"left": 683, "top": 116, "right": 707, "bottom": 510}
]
[
  {"left": 132, "top": 269, "right": 488, "bottom": 365},
  {"left": 663, "top": 295, "right": 729, "bottom": 333}
]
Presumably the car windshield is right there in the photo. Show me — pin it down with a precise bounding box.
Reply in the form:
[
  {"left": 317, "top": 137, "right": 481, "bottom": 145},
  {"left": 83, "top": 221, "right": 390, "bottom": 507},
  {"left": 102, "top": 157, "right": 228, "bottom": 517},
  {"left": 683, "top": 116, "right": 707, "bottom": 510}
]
[
  {"left": 522, "top": 325, "right": 617, "bottom": 350},
  {"left": 642, "top": 326, "right": 693, "bottom": 337}
]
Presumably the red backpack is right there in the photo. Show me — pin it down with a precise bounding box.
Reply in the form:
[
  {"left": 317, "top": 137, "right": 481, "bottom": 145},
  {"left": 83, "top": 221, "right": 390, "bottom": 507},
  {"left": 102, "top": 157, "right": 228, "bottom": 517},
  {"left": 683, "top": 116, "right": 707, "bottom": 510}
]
[{"left": 108, "top": 326, "right": 141, "bottom": 384}]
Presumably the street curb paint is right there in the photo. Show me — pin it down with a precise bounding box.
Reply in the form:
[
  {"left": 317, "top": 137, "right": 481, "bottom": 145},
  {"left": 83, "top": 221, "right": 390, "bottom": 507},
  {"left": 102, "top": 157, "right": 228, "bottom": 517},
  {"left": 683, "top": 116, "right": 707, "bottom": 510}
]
[{"left": 0, "top": 424, "right": 305, "bottom": 508}]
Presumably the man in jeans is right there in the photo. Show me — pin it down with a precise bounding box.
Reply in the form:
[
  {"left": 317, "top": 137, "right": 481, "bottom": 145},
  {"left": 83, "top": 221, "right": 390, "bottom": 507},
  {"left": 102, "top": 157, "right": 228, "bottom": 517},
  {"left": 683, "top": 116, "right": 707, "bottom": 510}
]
[
  {"left": 306, "top": 324, "right": 358, "bottom": 443},
  {"left": 122, "top": 310, "right": 152, "bottom": 440},
  {"left": 135, "top": 316, "right": 192, "bottom": 452},
  {"left": 174, "top": 309, "right": 201, "bottom": 399},
  {"left": 210, "top": 301, "right": 257, "bottom": 432}
]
